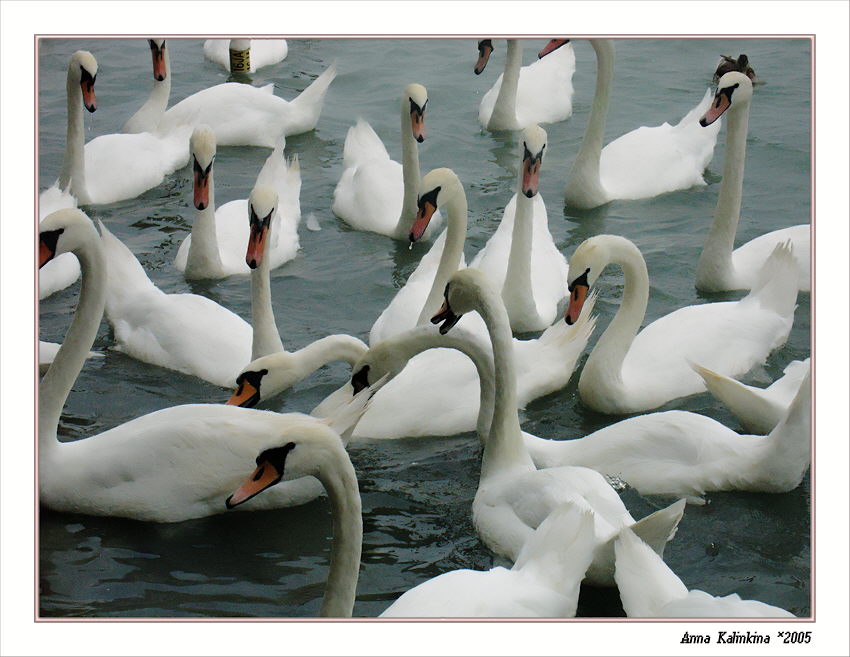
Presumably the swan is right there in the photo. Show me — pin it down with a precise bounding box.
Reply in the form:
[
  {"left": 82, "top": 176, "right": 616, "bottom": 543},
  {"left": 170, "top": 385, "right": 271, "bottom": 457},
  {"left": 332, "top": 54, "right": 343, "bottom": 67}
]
[
  {"left": 475, "top": 39, "right": 575, "bottom": 131},
  {"left": 122, "top": 39, "right": 170, "bottom": 134},
  {"left": 469, "top": 124, "right": 570, "bottom": 331},
  {"left": 174, "top": 126, "right": 301, "bottom": 279},
  {"left": 38, "top": 186, "right": 79, "bottom": 299},
  {"left": 692, "top": 358, "right": 811, "bottom": 434},
  {"left": 332, "top": 84, "right": 442, "bottom": 240},
  {"left": 696, "top": 71, "right": 810, "bottom": 292},
  {"left": 226, "top": 423, "right": 596, "bottom": 617},
  {"left": 46, "top": 50, "right": 192, "bottom": 206},
  {"left": 37, "top": 208, "right": 371, "bottom": 523},
  {"left": 614, "top": 528, "right": 795, "bottom": 617},
  {"left": 157, "top": 57, "right": 337, "bottom": 148},
  {"left": 39, "top": 340, "right": 102, "bottom": 376},
  {"left": 99, "top": 185, "right": 290, "bottom": 387},
  {"left": 203, "top": 38, "right": 288, "bottom": 73},
  {"left": 539, "top": 39, "right": 721, "bottom": 209},
  {"left": 564, "top": 234, "right": 798, "bottom": 414}
]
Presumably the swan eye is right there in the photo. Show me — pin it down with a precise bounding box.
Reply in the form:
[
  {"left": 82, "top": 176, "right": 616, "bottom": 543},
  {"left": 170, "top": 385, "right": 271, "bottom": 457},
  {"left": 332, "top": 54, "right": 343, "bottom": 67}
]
[
  {"left": 352, "top": 365, "right": 370, "bottom": 394},
  {"left": 255, "top": 442, "right": 297, "bottom": 469},
  {"left": 409, "top": 98, "right": 427, "bottom": 117},
  {"left": 568, "top": 267, "right": 591, "bottom": 292},
  {"left": 416, "top": 186, "right": 440, "bottom": 212},
  {"left": 193, "top": 156, "right": 214, "bottom": 177},
  {"left": 523, "top": 143, "right": 545, "bottom": 165}
]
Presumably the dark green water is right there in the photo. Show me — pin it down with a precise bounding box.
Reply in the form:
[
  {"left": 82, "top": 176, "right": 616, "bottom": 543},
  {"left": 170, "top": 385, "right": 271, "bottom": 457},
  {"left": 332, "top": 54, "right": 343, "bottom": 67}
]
[{"left": 37, "top": 37, "right": 811, "bottom": 618}]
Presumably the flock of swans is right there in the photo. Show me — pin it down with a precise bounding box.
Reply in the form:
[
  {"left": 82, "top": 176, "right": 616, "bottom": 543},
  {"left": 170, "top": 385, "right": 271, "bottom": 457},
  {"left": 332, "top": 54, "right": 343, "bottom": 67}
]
[{"left": 37, "top": 37, "right": 810, "bottom": 619}]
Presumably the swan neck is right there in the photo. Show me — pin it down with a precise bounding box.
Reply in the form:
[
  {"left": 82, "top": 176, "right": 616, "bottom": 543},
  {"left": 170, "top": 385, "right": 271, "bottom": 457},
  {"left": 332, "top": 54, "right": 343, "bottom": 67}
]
[
  {"left": 39, "top": 234, "right": 106, "bottom": 455},
  {"left": 59, "top": 69, "right": 87, "bottom": 201},
  {"left": 502, "top": 193, "right": 535, "bottom": 319},
  {"left": 585, "top": 237, "right": 648, "bottom": 383},
  {"left": 296, "top": 335, "right": 369, "bottom": 377},
  {"left": 250, "top": 237, "right": 284, "bottom": 360},
  {"left": 318, "top": 449, "right": 362, "bottom": 617},
  {"left": 571, "top": 39, "right": 614, "bottom": 181},
  {"left": 697, "top": 101, "right": 750, "bottom": 284},
  {"left": 489, "top": 40, "right": 522, "bottom": 128},
  {"left": 395, "top": 96, "right": 421, "bottom": 238},
  {"left": 186, "top": 177, "right": 223, "bottom": 275},
  {"left": 416, "top": 192, "right": 467, "bottom": 326}
]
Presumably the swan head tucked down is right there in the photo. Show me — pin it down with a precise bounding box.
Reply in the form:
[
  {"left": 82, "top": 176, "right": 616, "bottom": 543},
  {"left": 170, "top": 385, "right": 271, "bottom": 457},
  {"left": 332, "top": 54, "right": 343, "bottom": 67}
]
[
  {"left": 246, "top": 185, "right": 278, "bottom": 269},
  {"left": 405, "top": 83, "right": 428, "bottom": 143},
  {"left": 69, "top": 50, "right": 98, "bottom": 113},
  {"left": 431, "top": 268, "right": 493, "bottom": 334},
  {"left": 409, "top": 168, "right": 463, "bottom": 243},
  {"left": 190, "top": 125, "right": 216, "bottom": 210},
  {"left": 226, "top": 351, "right": 312, "bottom": 408},
  {"left": 474, "top": 39, "right": 494, "bottom": 75},
  {"left": 39, "top": 208, "right": 98, "bottom": 268},
  {"left": 700, "top": 71, "right": 753, "bottom": 127},
  {"left": 519, "top": 124, "right": 547, "bottom": 198},
  {"left": 147, "top": 39, "right": 168, "bottom": 81},
  {"left": 564, "top": 237, "right": 611, "bottom": 325}
]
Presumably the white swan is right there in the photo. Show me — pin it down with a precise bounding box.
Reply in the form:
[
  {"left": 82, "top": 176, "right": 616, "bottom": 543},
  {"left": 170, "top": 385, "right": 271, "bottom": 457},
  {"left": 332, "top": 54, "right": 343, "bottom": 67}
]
[
  {"left": 226, "top": 423, "right": 596, "bottom": 617},
  {"left": 475, "top": 39, "right": 575, "bottom": 131},
  {"left": 203, "top": 38, "right": 288, "bottom": 73},
  {"left": 39, "top": 340, "right": 102, "bottom": 376},
  {"left": 122, "top": 39, "right": 170, "bottom": 134},
  {"left": 174, "top": 126, "right": 300, "bottom": 279},
  {"left": 37, "top": 208, "right": 370, "bottom": 523},
  {"left": 540, "top": 39, "right": 720, "bottom": 209},
  {"left": 332, "top": 84, "right": 442, "bottom": 240},
  {"left": 99, "top": 186, "right": 290, "bottom": 387},
  {"left": 38, "top": 186, "right": 79, "bottom": 299},
  {"left": 692, "top": 358, "right": 811, "bottom": 434},
  {"left": 565, "top": 234, "right": 798, "bottom": 414},
  {"left": 614, "top": 528, "right": 795, "bottom": 617},
  {"left": 469, "top": 124, "right": 570, "bottom": 331},
  {"left": 47, "top": 50, "right": 191, "bottom": 207},
  {"left": 696, "top": 71, "right": 811, "bottom": 292},
  {"left": 157, "top": 58, "right": 337, "bottom": 147}
]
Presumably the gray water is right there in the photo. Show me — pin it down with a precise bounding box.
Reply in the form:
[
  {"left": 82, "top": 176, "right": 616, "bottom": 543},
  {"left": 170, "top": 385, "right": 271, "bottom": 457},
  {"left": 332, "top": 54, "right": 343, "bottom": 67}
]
[{"left": 37, "top": 37, "right": 811, "bottom": 618}]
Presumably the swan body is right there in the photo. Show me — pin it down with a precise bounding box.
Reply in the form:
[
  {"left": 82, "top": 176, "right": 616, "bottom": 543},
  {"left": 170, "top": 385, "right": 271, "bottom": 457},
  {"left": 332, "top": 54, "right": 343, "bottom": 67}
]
[
  {"left": 476, "top": 39, "right": 575, "bottom": 131},
  {"left": 157, "top": 61, "right": 337, "bottom": 147},
  {"left": 615, "top": 528, "right": 795, "bottom": 617},
  {"left": 333, "top": 84, "right": 441, "bottom": 240},
  {"left": 54, "top": 50, "right": 191, "bottom": 207},
  {"left": 433, "top": 269, "right": 686, "bottom": 586},
  {"left": 203, "top": 38, "right": 288, "bottom": 73},
  {"left": 39, "top": 340, "right": 102, "bottom": 376},
  {"left": 38, "top": 185, "right": 79, "bottom": 298},
  {"left": 38, "top": 209, "right": 370, "bottom": 523},
  {"left": 469, "top": 124, "right": 569, "bottom": 331},
  {"left": 693, "top": 358, "right": 811, "bottom": 434},
  {"left": 696, "top": 72, "right": 810, "bottom": 292},
  {"left": 553, "top": 39, "right": 720, "bottom": 209},
  {"left": 565, "top": 234, "right": 798, "bottom": 414},
  {"left": 174, "top": 127, "right": 301, "bottom": 279}
]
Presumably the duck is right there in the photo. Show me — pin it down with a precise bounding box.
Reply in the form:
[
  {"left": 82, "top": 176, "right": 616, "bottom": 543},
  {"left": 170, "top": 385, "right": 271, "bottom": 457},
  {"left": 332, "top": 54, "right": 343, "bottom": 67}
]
[
  {"left": 696, "top": 71, "right": 810, "bottom": 292},
  {"left": 692, "top": 358, "right": 811, "bottom": 434},
  {"left": 37, "top": 208, "right": 371, "bottom": 523},
  {"left": 226, "top": 423, "right": 596, "bottom": 617},
  {"left": 475, "top": 39, "right": 575, "bottom": 131},
  {"left": 332, "top": 84, "right": 442, "bottom": 240},
  {"left": 430, "top": 268, "right": 687, "bottom": 585},
  {"left": 174, "top": 126, "right": 300, "bottom": 279},
  {"left": 614, "top": 528, "right": 795, "bottom": 617},
  {"left": 44, "top": 50, "right": 192, "bottom": 207},
  {"left": 469, "top": 124, "right": 570, "bottom": 331},
  {"left": 99, "top": 185, "right": 290, "bottom": 387},
  {"left": 564, "top": 234, "right": 798, "bottom": 414},
  {"left": 538, "top": 39, "right": 720, "bottom": 209},
  {"left": 122, "top": 39, "right": 170, "bottom": 134},
  {"left": 203, "top": 38, "right": 288, "bottom": 74},
  {"left": 712, "top": 53, "right": 756, "bottom": 84}
]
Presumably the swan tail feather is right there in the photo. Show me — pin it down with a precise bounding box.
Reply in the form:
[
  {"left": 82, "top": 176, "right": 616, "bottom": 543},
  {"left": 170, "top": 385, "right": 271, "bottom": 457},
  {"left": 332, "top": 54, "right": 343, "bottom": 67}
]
[
  {"left": 287, "top": 60, "right": 337, "bottom": 133},
  {"left": 745, "top": 240, "right": 798, "bottom": 318},
  {"left": 626, "top": 498, "right": 687, "bottom": 559},
  {"left": 321, "top": 373, "right": 389, "bottom": 442},
  {"left": 614, "top": 527, "right": 689, "bottom": 617},
  {"left": 690, "top": 361, "right": 778, "bottom": 434},
  {"left": 96, "top": 220, "right": 159, "bottom": 311},
  {"left": 763, "top": 367, "right": 811, "bottom": 490},
  {"left": 341, "top": 118, "right": 390, "bottom": 170}
]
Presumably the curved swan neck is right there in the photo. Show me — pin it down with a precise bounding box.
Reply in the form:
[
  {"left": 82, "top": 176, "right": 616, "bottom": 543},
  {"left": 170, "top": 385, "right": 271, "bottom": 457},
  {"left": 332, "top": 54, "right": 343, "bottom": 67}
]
[
  {"left": 59, "top": 67, "right": 87, "bottom": 202},
  {"left": 395, "top": 95, "right": 422, "bottom": 239},
  {"left": 696, "top": 97, "right": 751, "bottom": 288},
  {"left": 296, "top": 335, "right": 369, "bottom": 375},
  {"left": 250, "top": 233, "right": 284, "bottom": 360},
  {"left": 317, "top": 448, "right": 362, "bottom": 617},
  {"left": 584, "top": 237, "right": 648, "bottom": 384},
  {"left": 39, "top": 232, "right": 106, "bottom": 455},
  {"left": 489, "top": 40, "right": 522, "bottom": 129},
  {"left": 415, "top": 191, "right": 467, "bottom": 326},
  {"left": 185, "top": 173, "right": 224, "bottom": 276}
]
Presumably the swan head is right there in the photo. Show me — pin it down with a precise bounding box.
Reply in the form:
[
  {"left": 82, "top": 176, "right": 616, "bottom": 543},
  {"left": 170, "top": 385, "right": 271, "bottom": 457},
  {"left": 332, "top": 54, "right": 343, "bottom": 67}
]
[
  {"left": 564, "top": 238, "right": 609, "bottom": 325},
  {"left": 519, "top": 124, "right": 547, "bottom": 198},
  {"left": 431, "top": 268, "right": 492, "bottom": 335},
  {"left": 246, "top": 185, "right": 278, "bottom": 269},
  {"left": 713, "top": 53, "right": 756, "bottom": 85},
  {"left": 147, "top": 39, "right": 168, "bottom": 81},
  {"left": 69, "top": 50, "right": 98, "bottom": 113},
  {"left": 700, "top": 71, "right": 753, "bottom": 127},
  {"left": 39, "top": 208, "right": 97, "bottom": 268},
  {"left": 226, "top": 422, "right": 345, "bottom": 509},
  {"left": 226, "top": 352, "right": 307, "bottom": 407},
  {"left": 474, "top": 39, "right": 494, "bottom": 75},
  {"left": 409, "top": 168, "right": 463, "bottom": 243},
  {"left": 405, "top": 83, "right": 428, "bottom": 143},
  {"left": 538, "top": 38, "right": 570, "bottom": 59},
  {"left": 191, "top": 125, "right": 216, "bottom": 210}
]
